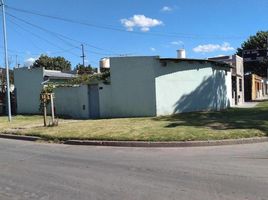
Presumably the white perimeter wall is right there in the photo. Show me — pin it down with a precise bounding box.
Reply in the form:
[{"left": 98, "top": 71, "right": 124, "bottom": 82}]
[
  {"left": 98, "top": 83, "right": 112, "bottom": 118},
  {"left": 54, "top": 85, "right": 89, "bottom": 119}
]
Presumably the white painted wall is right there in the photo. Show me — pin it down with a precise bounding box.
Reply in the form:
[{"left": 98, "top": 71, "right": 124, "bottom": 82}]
[
  {"left": 14, "top": 57, "right": 232, "bottom": 119},
  {"left": 102, "top": 56, "right": 158, "bottom": 118},
  {"left": 54, "top": 85, "right": 89, "bottom": 119},
  {"left": 14, "top": 67, "right": 44, "bottom": 114},
  {"left": 99, "top": 56, "right": 232, "bottom": 118},
  {"left": 155, "top": 61, "right": 232, "bottom": 115},
  {"left": 234, "top": 55, "right": 244, "bottom": 104},
  {"left": 98, "top": 83, "right": 112, "bottom": 118}
]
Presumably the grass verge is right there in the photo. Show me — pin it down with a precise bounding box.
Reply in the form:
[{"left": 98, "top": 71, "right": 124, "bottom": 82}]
[{"left": 0, "top": 101, "right": 267, "bottom": 142}]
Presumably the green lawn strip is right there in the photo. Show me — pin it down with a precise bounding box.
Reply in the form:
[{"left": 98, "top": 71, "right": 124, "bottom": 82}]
[{"left": 0, "top": 101, "right": 267, "bottom": 142}]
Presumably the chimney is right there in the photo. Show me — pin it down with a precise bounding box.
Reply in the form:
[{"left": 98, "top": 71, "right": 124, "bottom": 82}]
[{"left": 177, "top": 49, "right": 186, "bottom": 58}]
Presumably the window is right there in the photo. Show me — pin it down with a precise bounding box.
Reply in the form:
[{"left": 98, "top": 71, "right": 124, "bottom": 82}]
[{"left": 239, "top": 79, "right": 242, "bottom": 92}]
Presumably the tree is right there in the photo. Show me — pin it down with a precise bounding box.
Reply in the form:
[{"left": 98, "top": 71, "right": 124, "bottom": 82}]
[
  {"left": 32, "top": 55, "right": 71, "bottom": 71},
  {"left": 75, "top": 64, "right": 97, "bottom": 75},
  {"left": 0, "top": 68, "right": 14, "bottom": 85},
  {"left": 237, "top": 31, "right": 268, "bottom": 77}
]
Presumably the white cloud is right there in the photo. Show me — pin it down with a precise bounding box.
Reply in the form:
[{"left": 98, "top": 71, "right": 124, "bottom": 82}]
[
  {"left": 24, "top": 57, "right": 37, "bottom": 67},
  {"left": 193, "top": 42, "right": 235, "bottom": 53},
  {"left": 150, "top": 47, "right": 156, "bottom": 52},
  {"left": 121, "top": 15, "right": 163, "bottom": 32},
  {"left": 161, "top": 6, "right": 172, "bottom": 12},
  {"left": 170, "top": 40, "right": 184, "bottom": 46}
]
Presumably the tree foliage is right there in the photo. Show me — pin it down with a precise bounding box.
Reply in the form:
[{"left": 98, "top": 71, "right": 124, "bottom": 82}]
[
  {"left": 75, "top": 64, "right": 97, "bottom": 75},
  {"left": 0, "top": 68, "right": 14, "bottom": 85},
  {"left": 237, "top": 31, "right": 268, "bottom": 56},
  {"left": 69, "top": 71, "right": 110, "bottom": 85},
  {"left": 237, "top": 31, "right": 268, "bottom": 77},
  {"left": 32, "top": 55, "right": 71, "bottom": 71}
]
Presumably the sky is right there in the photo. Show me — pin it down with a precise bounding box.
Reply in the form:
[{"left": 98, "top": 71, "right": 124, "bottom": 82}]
[{"left": 0, "top": 0, "right": 268, "bottom": 69}]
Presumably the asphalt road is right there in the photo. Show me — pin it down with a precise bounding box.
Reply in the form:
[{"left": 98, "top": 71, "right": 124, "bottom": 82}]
[{"left": 0, "top": 139, "right": 268, "bottom": 200}]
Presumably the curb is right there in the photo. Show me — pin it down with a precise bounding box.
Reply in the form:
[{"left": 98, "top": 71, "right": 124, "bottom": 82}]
[
  {"left": 64, "top": 137, "right": 268, "bottom": 148},
  {"left": 0, "top": 133, "right": 268, "bottom": 148},
  {"left": 0, "top": 134, "right": 41, "bottom": 142}
]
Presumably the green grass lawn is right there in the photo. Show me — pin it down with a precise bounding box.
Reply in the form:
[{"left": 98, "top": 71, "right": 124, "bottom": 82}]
[{"left": 0, "top": 101, "right": 267, "bottom": 142}]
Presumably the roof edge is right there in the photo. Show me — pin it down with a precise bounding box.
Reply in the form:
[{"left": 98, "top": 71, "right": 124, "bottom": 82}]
[{"left": 159, "top": 58, "right": 233, "bottom": 69}]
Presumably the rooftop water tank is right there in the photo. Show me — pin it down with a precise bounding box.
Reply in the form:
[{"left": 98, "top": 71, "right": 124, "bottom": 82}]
[
  {"left": 177, "top": 49, "right": 186, "bottom": 58},
  {"left": 100, "top": 58, "right": 110, "bottom": 68}
]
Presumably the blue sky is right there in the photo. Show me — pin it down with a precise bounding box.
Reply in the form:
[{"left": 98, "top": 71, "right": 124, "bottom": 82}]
[{"left": 0, "top": 0, "right": 268, "bottom": 69}]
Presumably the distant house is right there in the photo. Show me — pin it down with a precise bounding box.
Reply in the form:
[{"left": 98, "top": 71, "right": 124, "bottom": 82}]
[
  {"left": 14, "top": 54, "right": 233, "bottom": 119},
  {"left": 208, "top": 55, "right": 244, "bottom": 106},
  {"left": 14, "top": 67, "right": 76, "bottom": 114},
  {"left": 244, "top": 74, "right": 268, "bottom": 101}
]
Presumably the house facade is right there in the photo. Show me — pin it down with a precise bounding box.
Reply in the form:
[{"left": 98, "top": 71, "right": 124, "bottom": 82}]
[
  {"left": 98, "top": 56, "right": 232, "bottom": 118},
  {"left": 14, "top": 56, "right": 232, "bottom": 119},
  {"left": 14, "top": 67, "right": 76, "bottom": 114},
  {"left": 245, "top": 74, "right": 268, "bottom": 101},
  {"left": 208, "top": 55, "right": 244, "bottom": 105}
]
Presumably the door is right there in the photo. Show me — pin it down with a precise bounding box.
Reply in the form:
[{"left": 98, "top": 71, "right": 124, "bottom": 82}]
[
  {"left": 232, "top": 76, "right": 237, "bottom": 105},
  {"left": 88, "top": 85, "right": 100, "bottom": 119}
]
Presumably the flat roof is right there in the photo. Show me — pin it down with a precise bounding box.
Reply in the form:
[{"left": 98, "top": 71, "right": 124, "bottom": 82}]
[{"left": 159, "top": 58, "right": 232, "bottom": 68}]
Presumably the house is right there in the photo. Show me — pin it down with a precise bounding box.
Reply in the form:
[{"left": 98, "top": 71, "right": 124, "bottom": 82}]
[
  {"left": 14, "top": 67, "right": 77, "bottom": 114},
  {"left": 97, "top": 56, "right": 232, "bottom": 118},
  {"left": 208, "top": 55, "right": 244, "bottom": 105},
  {"left": 244, "top": 74, "right": 268, "bottom": 101},
  {"left": 14, "top": 54, "right": 232, "bottom": 119}
]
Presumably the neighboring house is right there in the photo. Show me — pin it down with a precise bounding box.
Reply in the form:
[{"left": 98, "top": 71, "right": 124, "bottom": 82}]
[
  {"left": 43, "top": 70, "right": 77, "bottom": 84},
  {"left": 14, "top": 56, "right": 232, "bottom": 119},
  {"left": 208, "top": 55, "right": 244, "bottom": 106},
  {"left": 14, "top": 67, "right": 76, "bottom": 114},
  {"left": 244, "top": 74, "right": 268, "bottom": 101}
]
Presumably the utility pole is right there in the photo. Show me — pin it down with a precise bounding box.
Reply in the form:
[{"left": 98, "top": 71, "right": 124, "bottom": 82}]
[
  {"left": 1, "top": 0, "right": 12, "bottom": 122},
  {"left": 81, "top": 44, "right": 86, "bottom": 66}
]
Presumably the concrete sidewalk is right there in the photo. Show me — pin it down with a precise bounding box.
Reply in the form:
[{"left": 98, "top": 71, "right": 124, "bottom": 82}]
[{"left": 232, "top": 102, "right": 259, "bottom": 108}]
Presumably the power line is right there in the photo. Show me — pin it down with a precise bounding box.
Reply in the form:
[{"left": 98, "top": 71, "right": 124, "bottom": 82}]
[
  {"left": 7, "top": 16, "right": 82, "bottom": 57},
  {"left": 6, "top": 12, "right": 119, "bottom": 56},
  {"left": 1, "top": 18, "right": 81, "bottom": 58},
  {"left": 7, "top": 12, "right": 80, "bottom": 49},
  {"left": 6, "top": 7, "right": 122, "bottom": 53},
  {"left": 3, "top": 14, "right": 116, "bottom": 67},
  {"left": 7, "top": 18, "right": 49, "bottom": 53},
  {"left": 6, "top": 5, "right": 246, "bottom": 40}
]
